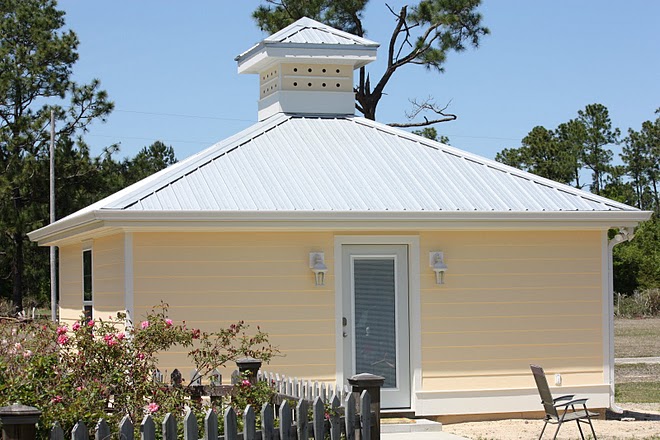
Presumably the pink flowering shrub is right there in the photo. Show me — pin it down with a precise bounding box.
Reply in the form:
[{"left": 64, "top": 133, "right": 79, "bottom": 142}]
[{"left": 0, "top": 303, "right": 278, "bottom": 438}]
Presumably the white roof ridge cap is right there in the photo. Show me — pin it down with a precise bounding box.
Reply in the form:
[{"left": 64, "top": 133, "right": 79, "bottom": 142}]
[{"left": 350, "top": 116, "right": 642, "bottom": 212}]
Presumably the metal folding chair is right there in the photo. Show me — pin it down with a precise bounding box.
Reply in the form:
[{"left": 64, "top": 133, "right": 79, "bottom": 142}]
[{"left": 530, "top": 364, "right": 599, "bottom": 440}]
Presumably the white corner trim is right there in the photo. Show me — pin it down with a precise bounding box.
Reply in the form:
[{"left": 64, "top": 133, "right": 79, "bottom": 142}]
[
  {"left": 124, "top": 233, "right": 134, "bottom": 329},
  {"left": 333, "top": 235, "right": 421, "bottom": 411}
]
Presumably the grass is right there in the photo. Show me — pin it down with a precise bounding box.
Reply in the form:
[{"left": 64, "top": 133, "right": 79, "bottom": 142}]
[
  {"left": 616, "top": 381, "right": 660, "bottom": 403},
  {"left": 615, "top": 318, "right": 660, "bottom": 404},
  {"left": 614, "top": 317, "right": 660, "bottom": 358}
]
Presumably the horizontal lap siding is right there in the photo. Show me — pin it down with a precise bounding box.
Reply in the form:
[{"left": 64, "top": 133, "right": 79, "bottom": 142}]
[
  {"left": 59, "top": 244, "right": 82, "bottom": 326},
  {"left": 58, "top": 235, "right": 125, "bottom": 324},
  {"left": 93, "top": 235, "right": 125, "bottom": 317},
  {"left": 419, "top": 230, "right": 603, "bottom": 392},
  {"left": 133, "top": 232, "right": 336, "bottom": 382}
]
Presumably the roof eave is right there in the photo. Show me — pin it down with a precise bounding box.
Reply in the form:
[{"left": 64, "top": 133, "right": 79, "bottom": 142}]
[
  {"left": 30, "top": 209, "right": 653, "bottom": 246},
  {"left": 237, "top": 43, "right": 378, "bottom": 74}
]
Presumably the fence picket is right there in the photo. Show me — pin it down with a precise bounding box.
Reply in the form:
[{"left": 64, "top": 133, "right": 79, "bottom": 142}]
[
  {"left": 329, "top": 395, "right": 341, "bottom": 440},
  {"left": 261, "top": 403, "right": 274, "bottom": 440},
  {"left": 119, "top": 415, "right": 134, "bottom": 440},
  {"left": 50, "top": 422, "right": 64, "bottom": 440},
  {"left": 184, "top": 409, "right": 198, "bottom": 440},
  {"left": 95, "top": 419, "right": 109, "bottom": 440},
  {"left": 162, "top": 413, "right": 177, "bottom": 440},
  {"left": 243, "top": 405, "right": 256, "bottom": 440},
  {"left": 211, "top": 368, "right": 222, "bottom": 386},
  {"left": 312, "top": 397, "right": 325, "bottom": 440},
  {"left": 72, "top": 421, "right": 89, "bottom": 440},
  {"left": 204, "top": 409, "right": 218, "bottom": 440},
  {"left": 360, "top": 390, "right": 371, "bottom": 440},
  {"left": 140, "top": 415, "right": 155, "bottom": 440},
  {"left": 279, "top": 401, "right": 292, "bottom": 440},
  {"left": 224, "top": 407, "right": 238, "bottom": 440},
  {"left": 321, "top": 382, "right": 327, "bottom": 402},
  {"left": 296, "top": 399, "right": 308, "bottom": 440},
  {"left": 345, "top": 393, "right": 356, "bottom": 440},
  {"left": 275, "top": 374, "right": 281, "bottom": 393}
]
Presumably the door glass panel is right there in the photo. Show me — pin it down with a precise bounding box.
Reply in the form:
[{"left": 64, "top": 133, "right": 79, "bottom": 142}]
[{"left": 353, "top": 258, "right": 397, "bottom": 388}]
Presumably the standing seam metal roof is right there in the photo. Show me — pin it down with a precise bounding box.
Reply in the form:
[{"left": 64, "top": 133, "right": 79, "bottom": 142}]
[{"left": 94, "top": 113, "right": 639, "bottom": 214}]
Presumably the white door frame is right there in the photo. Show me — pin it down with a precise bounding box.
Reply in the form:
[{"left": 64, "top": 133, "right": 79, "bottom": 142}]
[{"left": 334, "top": 235, "right": 421, "bottom": 410}]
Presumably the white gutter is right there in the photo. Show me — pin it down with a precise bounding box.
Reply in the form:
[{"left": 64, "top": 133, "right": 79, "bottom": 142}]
[
  {"left": 28, "top": 209, "right": 653, "bottom": 246},
  {"left": 607, "top": 227, "right": 635, "bottom": 414}
]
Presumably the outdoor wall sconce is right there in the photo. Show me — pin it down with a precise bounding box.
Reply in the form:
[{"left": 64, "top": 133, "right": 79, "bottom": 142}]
[
  {"left": 309, "top": 252, "right": 328, "bottom": 286},
  {"left": 429, "top": 251, "right": 448, "bottom": 285}
]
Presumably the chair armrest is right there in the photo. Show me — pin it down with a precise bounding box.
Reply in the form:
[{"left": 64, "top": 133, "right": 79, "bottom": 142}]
[
  {"left": 554, "top": 398, "right": 589, "bottom": 408},
  {"left": 552, "top": 395, "right": 575, "bottom": 403}
]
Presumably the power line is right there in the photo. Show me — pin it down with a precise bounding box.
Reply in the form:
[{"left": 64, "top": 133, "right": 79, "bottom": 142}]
[
  {"left": 115, "top": 109, "right": 255, "bottom": 123},
  {"left": 86, "top": 134, "right": 216, "bottom": 145}
]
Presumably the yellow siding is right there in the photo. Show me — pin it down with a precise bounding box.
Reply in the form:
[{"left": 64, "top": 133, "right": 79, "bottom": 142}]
[
  {"left": 58, "top": 235, "right": 125, "bottom": 325},
  {"left": 419, "top": 230, "right": 603, "bottom": 391},
  {"left": 58, "top": 244, "right": 82, "bottom": 326},
  {"left": 133, "top": 232, "right": 336, "bottom": 382},
  {"left": 58, "top": 228, "right": 605, "bottom": 397}
]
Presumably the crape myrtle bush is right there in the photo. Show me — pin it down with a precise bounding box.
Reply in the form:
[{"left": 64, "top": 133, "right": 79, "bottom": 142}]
[{"left": 0, "top": 303, "right": 278, "bottom": 438}]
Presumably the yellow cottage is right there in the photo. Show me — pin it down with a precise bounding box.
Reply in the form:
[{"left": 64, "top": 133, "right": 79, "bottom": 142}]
[{"left": 29, "top": 18, "right": 651, "bottom": 418}]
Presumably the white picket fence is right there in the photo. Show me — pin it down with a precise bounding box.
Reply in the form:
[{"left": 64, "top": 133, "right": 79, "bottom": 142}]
[{"left": 258, "top": 370, "right": 351, "bottom": 406}]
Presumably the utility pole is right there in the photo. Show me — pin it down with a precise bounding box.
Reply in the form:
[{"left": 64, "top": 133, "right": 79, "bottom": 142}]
[{"left": 50, "top": 110, "right": 57, "bottom": 322}]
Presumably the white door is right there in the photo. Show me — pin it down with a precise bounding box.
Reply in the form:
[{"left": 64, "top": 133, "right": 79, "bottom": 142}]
[{"left": 342, "top": 245, "right": 411, "bottom": 408}]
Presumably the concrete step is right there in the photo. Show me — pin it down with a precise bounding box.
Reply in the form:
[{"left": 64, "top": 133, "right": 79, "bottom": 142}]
[{"left": 381, "top": 418, "right": 443, "bottom": 433}]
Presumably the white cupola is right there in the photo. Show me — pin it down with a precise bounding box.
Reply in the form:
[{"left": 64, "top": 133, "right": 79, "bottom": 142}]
[{"left": 235, "top": 17, "right": 379, "bottom": 121}]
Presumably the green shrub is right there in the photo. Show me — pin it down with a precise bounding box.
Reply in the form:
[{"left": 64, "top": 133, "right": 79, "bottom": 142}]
[
  {"left": 615, "top": 288, "right": 660, "bottom": 317},
  {"left": 0, "top": 303, "right": 278, "bottom": 438}
]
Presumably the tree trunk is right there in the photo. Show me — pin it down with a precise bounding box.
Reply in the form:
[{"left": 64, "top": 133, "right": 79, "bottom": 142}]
[{"left": 11, "top": 231, "right": 24, "bottom": 314}]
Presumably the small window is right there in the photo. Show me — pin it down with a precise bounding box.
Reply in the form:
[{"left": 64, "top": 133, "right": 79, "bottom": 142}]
[{"left": 83, "top": 249, "right": 93, "bottom": 320}]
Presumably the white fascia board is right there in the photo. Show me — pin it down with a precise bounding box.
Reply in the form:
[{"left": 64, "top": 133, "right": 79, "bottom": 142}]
[{"left": 30, "top": 209, "right": 653, "bottom": 246}]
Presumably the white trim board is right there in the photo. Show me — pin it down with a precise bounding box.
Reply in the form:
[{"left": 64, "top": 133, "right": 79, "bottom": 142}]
[
  {"left": 334, "top": 235, "right": 421, "bottom": 411},
  {"left": 124, "top": 232, "right": 134, "bottom": 328},
  {"left": 415, "top": 384, "right": 611, "bottom": 416}
]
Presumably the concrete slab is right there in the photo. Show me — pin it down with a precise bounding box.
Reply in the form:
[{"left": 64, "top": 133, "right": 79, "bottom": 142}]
[
  {"left": 382, "top": 432, "right": 469, "bottom": 440},
  {"left": 381, "top": 418, "right": 443, "bottom": 433}
]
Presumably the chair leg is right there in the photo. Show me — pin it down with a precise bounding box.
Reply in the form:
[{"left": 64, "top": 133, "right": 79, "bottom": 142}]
[
  {"left": 576, "top": 419, "right": 585, "bottom": 440},
  {"left": 586, "top": 417, "right": 598, "bottom": 439},
  {"left": 538, "top": 420, "right": 549, "bottom": 440},
  {"left": 552, "top": 422, "right": 562, "bottom": 440}
]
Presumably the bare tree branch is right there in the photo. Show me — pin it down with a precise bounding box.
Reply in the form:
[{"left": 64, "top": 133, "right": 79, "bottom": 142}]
[{"left": 387, "top": 97, "right": 457, "bottom": 127}]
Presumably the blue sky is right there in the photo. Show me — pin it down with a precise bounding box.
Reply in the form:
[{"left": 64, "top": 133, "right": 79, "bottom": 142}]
[{"left": 58, "top": 0, "right": 660, "bottom": 162}]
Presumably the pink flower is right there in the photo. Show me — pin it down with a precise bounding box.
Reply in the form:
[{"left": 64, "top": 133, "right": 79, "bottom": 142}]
[
  {"left": 57, "top": 334, "right": 69, "bottom": 345},
  {"left": 147, "top": 402, "right": 159, "bottom": 414},
  {"left": 14, "top": 342, "right": 22, "bottom": 350},
  {"left": 137, "top": 353, "right": 145, "bottom": 360},
  {"left": 51, "top": 395, "right": 63, "bottom": 404},
  {"left": 76, "top": 386, "right": 83, "bottom": 391},
  {"left": 87, "top": 320, "right": 95, "bottom": 327},
  {"left": 116, "top": 332, "right": 125, "bottom": 340},
  {"left": 241, "top": 379, "right": 251, "bottom": 387},
  {"left": 23, "top": 350, "right": 32, "bottom": 358},
  {"left": 140, "top": 321, "right": 149, "bottom": 329},
  {"left": 106, "top": 338, "right": 118, "bottom": 347},
  {"left": 56, "top": 325, "right": 68, "bottom": 335},
  {"left": 72, "top": 322, "right": 81, "bottom": 331},
  {"left": 165, "top": 319, "right": 173, "bottom": 327},
  {"left": 103, "top": 334, "right": 113, "bottom": 342}
]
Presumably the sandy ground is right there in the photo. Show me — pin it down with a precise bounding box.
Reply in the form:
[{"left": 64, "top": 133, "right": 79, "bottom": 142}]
[{"left": 442, "top": 403, "right": 660, "bottom": 440}]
